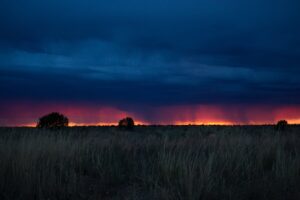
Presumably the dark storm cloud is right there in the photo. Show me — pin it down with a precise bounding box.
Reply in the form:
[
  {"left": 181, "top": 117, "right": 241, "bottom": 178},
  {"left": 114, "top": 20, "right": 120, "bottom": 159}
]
[{"left": 1, "top": 0, "right": 300, "bottom": 108}]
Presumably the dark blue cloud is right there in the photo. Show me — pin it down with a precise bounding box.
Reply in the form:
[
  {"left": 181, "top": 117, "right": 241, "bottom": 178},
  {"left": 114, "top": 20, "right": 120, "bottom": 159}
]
[{"left": 1, "top": 0, "right": 300, "bottom": 108}]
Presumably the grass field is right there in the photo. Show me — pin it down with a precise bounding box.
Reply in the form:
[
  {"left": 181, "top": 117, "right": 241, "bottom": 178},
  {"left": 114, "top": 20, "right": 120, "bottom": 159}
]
[{"left": 0, "top": 125, "right": 299, "bottom": 200}]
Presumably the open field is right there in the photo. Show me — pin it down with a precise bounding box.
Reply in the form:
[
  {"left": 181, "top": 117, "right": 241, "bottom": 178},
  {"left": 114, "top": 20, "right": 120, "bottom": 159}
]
[{"left": 0, "top": 125, "right": 300, "bottom": 200}]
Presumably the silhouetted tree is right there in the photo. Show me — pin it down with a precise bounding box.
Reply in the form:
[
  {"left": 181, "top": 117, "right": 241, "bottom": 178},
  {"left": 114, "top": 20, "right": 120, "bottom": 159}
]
[
  {"left": 37, "top": 112, "right": 69, "bottom": 129},
  {"left": 275, "top": 120, "right": 288, "bottom": 131},
  {"left": 118, "top": 117, "right": 135, "bottom": 130}
]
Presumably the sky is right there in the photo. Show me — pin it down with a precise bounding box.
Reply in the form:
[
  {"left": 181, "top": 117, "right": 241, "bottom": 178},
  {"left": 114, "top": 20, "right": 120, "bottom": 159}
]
[{"left": 0, "top": 0, "right": 300, "bottom": 126}]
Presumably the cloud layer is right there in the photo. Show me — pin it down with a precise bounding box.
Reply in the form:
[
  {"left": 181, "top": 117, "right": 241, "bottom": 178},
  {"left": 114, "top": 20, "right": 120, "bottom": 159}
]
[{"left": 1, "top": 0, "right": 300, "bottom": 125}]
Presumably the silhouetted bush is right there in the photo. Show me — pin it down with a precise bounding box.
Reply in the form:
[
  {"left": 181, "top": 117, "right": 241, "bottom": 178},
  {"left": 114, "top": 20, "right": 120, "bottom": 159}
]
[
  {"left": 275, "top": 120, "right": 288, "bottom": 131},
  {"left": 118, "top": 117, "right": 135, "bottom": 130},
  {"left": 37, "top": 112, "right": 69, "bottom": 129}
]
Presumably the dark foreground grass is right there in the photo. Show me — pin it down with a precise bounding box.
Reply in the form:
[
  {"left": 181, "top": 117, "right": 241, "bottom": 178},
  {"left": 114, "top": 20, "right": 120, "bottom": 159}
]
[{"left": 0, "top": 125, "right": 299, "bottom": 200}]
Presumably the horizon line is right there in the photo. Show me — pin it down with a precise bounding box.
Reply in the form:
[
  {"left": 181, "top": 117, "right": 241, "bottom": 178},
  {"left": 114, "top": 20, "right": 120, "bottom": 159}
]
[{"left": 2, "top": 123, "right": 300, "bottom": 128}]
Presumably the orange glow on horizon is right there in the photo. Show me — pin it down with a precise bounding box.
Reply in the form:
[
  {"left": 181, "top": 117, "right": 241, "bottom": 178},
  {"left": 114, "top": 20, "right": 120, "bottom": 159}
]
[
  {"left": 287, "top": 118, "right": 300, "bottom": 124},
  {"left": 8, "top": 120, "right": 300, "bottom": 127},
  {"left": 19, "top": 119, "right": 300, "bottom": 127},
  {"left": 68, "top": 120, "right": 148, "bottom": 127},
  {"left": 1, "top": 102, "right": 300, "bottom": 126},
  {"left": 18, "top": 121, "right": 235, "bottom": 127},
  {"left": 18, "top": 123, "right": 36, "bottom": 127},
  {"left": 173, "top": 120, "right": 233, "bottom": 125}
]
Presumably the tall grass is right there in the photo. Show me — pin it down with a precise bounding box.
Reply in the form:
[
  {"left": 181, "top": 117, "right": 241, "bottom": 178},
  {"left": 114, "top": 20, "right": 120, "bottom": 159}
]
[{"left": 0, "top": 126, "right": 299, "bottom": 200}]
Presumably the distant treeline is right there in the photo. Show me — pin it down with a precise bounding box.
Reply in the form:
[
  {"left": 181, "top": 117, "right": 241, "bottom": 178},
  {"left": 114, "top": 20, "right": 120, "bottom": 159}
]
[{"left": 36, "top": 112, "right": 290, "bottom": 131}]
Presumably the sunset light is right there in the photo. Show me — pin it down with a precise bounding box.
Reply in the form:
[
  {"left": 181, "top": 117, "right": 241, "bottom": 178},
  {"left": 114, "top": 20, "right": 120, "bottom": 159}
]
[{"left": 1, "top": 102, "right": 299, "bottom": 126}]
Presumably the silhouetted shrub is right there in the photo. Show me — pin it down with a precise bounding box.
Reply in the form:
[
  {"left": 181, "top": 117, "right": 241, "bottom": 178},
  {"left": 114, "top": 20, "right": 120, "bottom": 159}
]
[
  {"left": 118, "top": 117, "right": 135, "bottom": 130},
  {"left": 275, "top": 120, "right": 288, "bottom": 131},
  {"left": 37, "top": 112, "right": 69, "bottom": 129}
]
